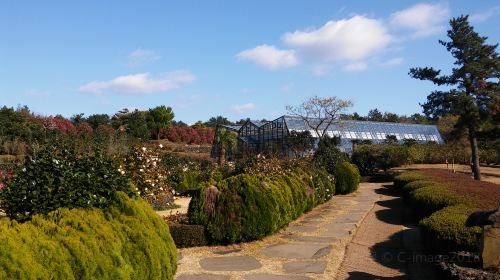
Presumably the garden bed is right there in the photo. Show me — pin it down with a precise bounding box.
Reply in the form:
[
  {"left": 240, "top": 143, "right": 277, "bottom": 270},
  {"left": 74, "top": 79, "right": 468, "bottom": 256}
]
[{"left": 418, "top": 169, "right": 500, "bottom": 210}]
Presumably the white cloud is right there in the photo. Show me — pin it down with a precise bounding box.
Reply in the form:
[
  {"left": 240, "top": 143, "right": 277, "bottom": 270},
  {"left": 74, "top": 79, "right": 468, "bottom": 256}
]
[
  {"left": 380, "top": 57, "right": 404, "bottom": 66},
  {"left": 231, "top": 102, "right": 256, "bottom": 114},
  {"left": 310, "top": 65, "right": 330, "bottom": 76},
  {"left": 342, "top": 62, "right": 368, "bottom": 72},
  {"left": 470, "top": 6, "right": 500, "bottom": 23},
  {"left": 236, "top": 45, "right": 298, "bottom": 70},
  {"left": 390, "top": 3, "right": 450, "bottom": 38},
  {"left": 283, "top": 15, "right": 393, "bottom": 62},
  {"left": 79, "top": 71, "right": 196, "bottom": 95},
  {"left": 127, "top": 48, "right": 161, "bottom": 67}
]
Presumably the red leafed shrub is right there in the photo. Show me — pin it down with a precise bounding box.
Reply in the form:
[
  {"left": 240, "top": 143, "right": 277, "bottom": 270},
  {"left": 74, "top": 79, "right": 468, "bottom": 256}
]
[
  {"left": 32, "top": 116, "right": 76, "bottom": 134},
  {"left": 76, "top": 122, "right": 93, "bottom": 134},
  {"left": 161, "top": 126, "right": 214, "bottom": 144}
]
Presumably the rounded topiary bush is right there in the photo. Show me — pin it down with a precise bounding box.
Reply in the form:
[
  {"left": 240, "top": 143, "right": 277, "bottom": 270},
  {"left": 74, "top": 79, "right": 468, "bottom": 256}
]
[
  {"left": 0, "top": 146, "right": 134, "bottom": 221},
  {"left": 408, "top": 185, "right": 464, "bottom": 219},
  {"left": 0, "top": 192, "right": 177, "bottom": 280},
  {"left": 419, "top": 204, "right": 481, "bottom": 253},
  {"left": 334, "top": 162, "right": 361, "bottom": 194},
  {"left": 393, "top": 171, "right": 426, "bottom": 188}
]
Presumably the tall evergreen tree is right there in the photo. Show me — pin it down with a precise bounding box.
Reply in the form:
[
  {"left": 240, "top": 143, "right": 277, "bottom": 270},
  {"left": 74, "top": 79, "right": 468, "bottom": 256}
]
[{"left": 409, "top": 15, "right": 499, "bottom": 180}]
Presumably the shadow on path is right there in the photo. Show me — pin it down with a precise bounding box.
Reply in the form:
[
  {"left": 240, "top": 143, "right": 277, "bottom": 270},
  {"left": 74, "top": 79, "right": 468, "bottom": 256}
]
[
  {"left": 347, "top": 271, "right": 406, "bottom": 280},
  {"left": 342, "top": 184, "right": 435, "bottom": 280}
]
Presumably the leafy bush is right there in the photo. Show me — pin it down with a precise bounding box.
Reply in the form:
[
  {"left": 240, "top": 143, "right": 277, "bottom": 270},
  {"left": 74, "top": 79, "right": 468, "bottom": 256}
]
[
  {"left": 188, "top": 168, "right": 334, "bottom": 243},
  {"left": 313, "top": 137, "right": 348, "bottom": 174},
  {"left": 168, "top": 223, "right": 208, "bottom": 248},
  {"left": 161, "top": 153, "right": 221, "bottom": 194},
  {"left": 408, "top": 185, "right": 464, "bottom": 219},
  {"left": 122, "top": 145, "right": 171, "bottom": 197},
  {"left": 334, "top": 162, "right": 361, "bottom": 194},
  {"left": 401, "top": 180, "right": 444, "bottom": 200},
  {"left": 0, "top": 146, "right": 134, "bottom": 221},
  {"left": 420, "top": 205, "right": 481, "bottom": 253},
  {"left": 0, "top": 192, "right": 177, "bottom": 279},
  {"left": 393, "top": 171, "right": 426, "bottom": 188}
]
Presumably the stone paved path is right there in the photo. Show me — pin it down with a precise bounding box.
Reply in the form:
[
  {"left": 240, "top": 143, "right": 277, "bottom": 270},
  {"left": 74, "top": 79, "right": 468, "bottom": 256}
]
[
  {"left": 336, "top": 185, "right": 435, "bottom": 280},
  {"left": 175, "top": 183, "right": 381, "bottom": 280}
]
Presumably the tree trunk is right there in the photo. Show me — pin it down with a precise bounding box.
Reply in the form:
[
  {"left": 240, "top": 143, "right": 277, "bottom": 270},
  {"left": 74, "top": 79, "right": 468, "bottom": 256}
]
[{"left": 468, "top": 124, "right": 481, "bottom": 180}]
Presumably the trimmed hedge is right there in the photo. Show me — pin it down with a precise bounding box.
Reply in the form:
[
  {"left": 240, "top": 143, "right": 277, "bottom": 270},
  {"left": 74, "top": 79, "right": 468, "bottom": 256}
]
[
  {"left": 334, "top": 162, "right": 361, "bottom": 194},
  {"left": 168, "top": 223, "right": 207, "bottom": 248},
  {"left": 0, "top": 192, "right": 177, "bottom": 280},
  {"left": 402, "top": 180, "right": 440, "bottom": 195},
  {"left": 420, "top": 205, "right": 481, "bottom": 253},
  {"left": 395, "top": 171, "right": 481, "bottom": 254},
  {"left": 393, "top": 171, "right": 426, "bottom": 188},
  {"left": 188, "top": 168, "right": 335, "bottom": 244},
  {"left": 408, "top": 185, "right": 464, "bottom": 219}
]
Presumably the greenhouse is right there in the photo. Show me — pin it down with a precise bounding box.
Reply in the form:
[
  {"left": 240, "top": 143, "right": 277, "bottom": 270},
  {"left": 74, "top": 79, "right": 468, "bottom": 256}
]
[{"left": 211, "top": 115, "right": 444, "bottom": 159}]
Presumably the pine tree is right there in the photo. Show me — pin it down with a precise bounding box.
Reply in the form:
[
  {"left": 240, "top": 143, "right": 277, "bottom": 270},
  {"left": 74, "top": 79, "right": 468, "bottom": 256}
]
[{"left": 409, "top": 15, "right": 499, "bottom": 180}]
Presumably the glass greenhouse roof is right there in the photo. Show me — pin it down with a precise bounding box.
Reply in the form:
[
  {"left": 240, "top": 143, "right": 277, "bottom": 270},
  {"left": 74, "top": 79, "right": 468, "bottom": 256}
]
[{"left": 282, "top": 116, "right": 443, "bottom": 143}]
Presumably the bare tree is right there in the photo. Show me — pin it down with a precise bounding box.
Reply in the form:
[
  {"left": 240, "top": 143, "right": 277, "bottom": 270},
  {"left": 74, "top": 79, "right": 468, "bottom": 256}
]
[{"left": 286, "top": 96, "right": 353, "bottom": 140}]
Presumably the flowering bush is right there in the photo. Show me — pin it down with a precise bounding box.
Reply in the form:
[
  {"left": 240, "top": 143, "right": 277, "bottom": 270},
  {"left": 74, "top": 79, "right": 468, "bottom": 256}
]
[
  {"left": 122, "top": 145, "right": 174, "bottom": 202},
  {"left": 0, "top": 145, "right": 134, "bottom": 221},
  {"left": 161, "top": 153, "right": 221, "bottom": 194},
  {"left": 0, "top": 170, "right": 12, "bottom": 191}
]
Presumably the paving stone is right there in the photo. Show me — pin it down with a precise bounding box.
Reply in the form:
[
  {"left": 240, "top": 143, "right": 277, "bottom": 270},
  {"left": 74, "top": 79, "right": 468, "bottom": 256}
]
[
  {"left": 177, "top": 253, "right": 183, "bottom": 261},
  {"left": 284, "top": 235, "right": 338, "bottom": 243},
  {"left": 300, "top": 220, "right": 323, "bottom": 226},
  {"left": 244, "top": 273, "right": 312, "bottom": 280},
  {"left": 260, "top": 243, "right": 332, "bottom": 259},
  {"left": 287, "top": 225, "right": 317, "bottom": 233},
  {"left": 176, "top": 274, "right": 230, "bottom": 280},
  {"left": 283, "top": 260, "right": 327, "bottom": 274},
  {"left": 199, "top": 256, "right": 262, "bottom": 271},
  {"left": 334, "top": 217, "right": 359, "bottom": 224}
]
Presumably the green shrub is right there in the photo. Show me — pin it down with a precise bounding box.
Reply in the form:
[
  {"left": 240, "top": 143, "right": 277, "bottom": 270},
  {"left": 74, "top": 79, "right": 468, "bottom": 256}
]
[
  {"left": 401, "top": 180, "right": 444, "bottom": 200},
  {"left": 334, "top": 162, "right": 360, "bottom": 194},
  {"left": 188, "top": 168, "right": 334, "bottom": 244},
  {"left": 313, "top": 136, "right": 348, "bottom": 174},
  {"left": 393, "top": 171, "right": 426, "bottom": 188},
  {"left": 408, "top": 185, "right": 464, "bottom": 219},
  {"left": 0, "top": 192, "right": 177, "bottom": 279},
  {"left": 168, "top": 223, "right": 207, "bottom": 248},
  {"left": 420, "top": 205, "right": 481, "bottom": 253},
  {"left": 0, "top": 146, "right": 134, "bottom": 221}
]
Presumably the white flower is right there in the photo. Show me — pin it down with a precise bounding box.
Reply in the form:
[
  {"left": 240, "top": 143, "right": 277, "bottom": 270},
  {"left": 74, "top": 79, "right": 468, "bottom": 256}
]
[
  {"left": 142, "top": 147, "right": 147, "bottom": 151},
  {"left": 145, "top": 187, "right": 148, "bottom": 191},
  {"left": 182, "top": 167, "right": 188, "bottom": 172},
  {"left": 159, "top": 144, "right": 163, "bottom": 148},
  {"left": 22, "top": 168, "right": 26, "bottom": 172},
  {"left": 121, "top": 171, "right": 125, "bottom": 175},
  {"left": 160, "top": 187, "right": 163, "bottom": 191},
  {"left": 139, "top": 169, "right": 144, "bottom": 172}
]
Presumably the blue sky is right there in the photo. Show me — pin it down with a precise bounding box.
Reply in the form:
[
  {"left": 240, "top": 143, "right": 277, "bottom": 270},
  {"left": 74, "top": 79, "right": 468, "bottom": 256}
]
[{"left": 1, "top": 1, "right": 499, "bottom": 123}]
